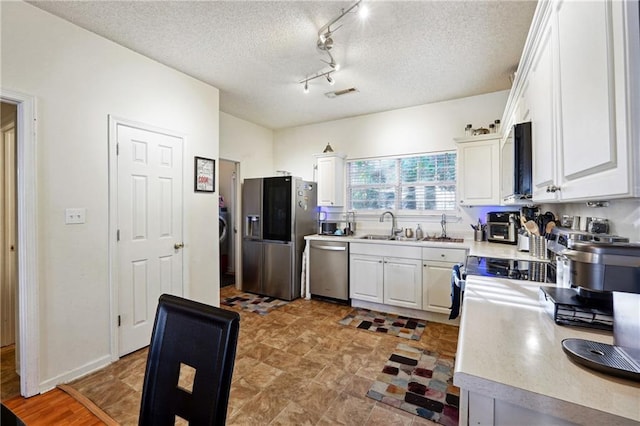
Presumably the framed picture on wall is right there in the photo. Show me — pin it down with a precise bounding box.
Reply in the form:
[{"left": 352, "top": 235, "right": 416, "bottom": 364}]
[{"left": 194, "top": 156, "right": 215, "bottom": 192}]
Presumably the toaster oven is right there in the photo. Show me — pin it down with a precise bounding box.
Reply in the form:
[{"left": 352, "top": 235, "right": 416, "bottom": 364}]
[{"left": 486, "top": 211, "right": 519, "bottom": 244}]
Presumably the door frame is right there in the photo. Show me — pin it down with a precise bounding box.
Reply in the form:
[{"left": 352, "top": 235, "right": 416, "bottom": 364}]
[
  {"left": 219, "top": 158, "right": 241, "bottom": 288},
  {"left": 107, "top": 115, "right": 187, "bottom": 361},
  {"left": 0, "top": 89, "right": 40, "bottom": 397}
]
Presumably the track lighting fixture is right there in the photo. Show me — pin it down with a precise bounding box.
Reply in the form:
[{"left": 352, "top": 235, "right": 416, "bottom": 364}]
[
  {"left": 299, "top": 70, "right": 336, "bottom": 93},
  {"left": 316, "top": 0, "right": 363, "bottom": 51},
  {"left": 298, "top": 0, "right": 366, "bottom": 94}
]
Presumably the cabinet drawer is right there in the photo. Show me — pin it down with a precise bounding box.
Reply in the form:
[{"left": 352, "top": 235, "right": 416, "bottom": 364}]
[
  {"left": 422, "top": 247, "right": 466, "bottom": 263},
  {"left": 350, "top": 243, "right": 420, "bottom": 259}
]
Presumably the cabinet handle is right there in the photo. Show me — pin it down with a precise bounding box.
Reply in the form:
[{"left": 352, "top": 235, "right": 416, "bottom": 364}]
[
  {"left": 379, "top": 260, "right": 383, "bottom": 263},
  {"left": 546, "top": 185, "right": 561, "bottom": 193},
  {"left": 441, "top": 254, "right": 445, "bottom": 257}
]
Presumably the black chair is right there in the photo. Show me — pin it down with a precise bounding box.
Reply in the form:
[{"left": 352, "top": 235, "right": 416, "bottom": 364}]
[{"left": 139, "top": 294, "right": 240, "bottom": 426}]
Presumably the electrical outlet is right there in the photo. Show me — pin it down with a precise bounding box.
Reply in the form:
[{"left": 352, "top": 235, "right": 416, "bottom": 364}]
[{"left": 65, "top": 208, "right": 86, "bottom": 224}]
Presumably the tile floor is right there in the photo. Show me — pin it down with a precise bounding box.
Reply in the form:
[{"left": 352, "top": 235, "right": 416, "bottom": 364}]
[{"left": 55, "top": 286, "right": 461, "bottom": 425}]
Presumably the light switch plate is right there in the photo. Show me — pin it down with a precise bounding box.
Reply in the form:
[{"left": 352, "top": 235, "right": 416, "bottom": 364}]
[{"left": 65, "top": 208, "right": 86, "bottom": 224}]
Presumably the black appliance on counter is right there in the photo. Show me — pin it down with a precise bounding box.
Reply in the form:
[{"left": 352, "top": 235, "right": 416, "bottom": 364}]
[
  {"left": 465, "top": 255, "right": 555, "bottom": 283},
  {"left": 486, "top": 211, "right": 520, "bottom": 244}
]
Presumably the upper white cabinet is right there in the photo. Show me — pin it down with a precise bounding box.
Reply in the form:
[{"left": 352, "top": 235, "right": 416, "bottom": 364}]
[
  {"left": 456, "top": 135, "right": 501, "bottom": 206},
  {"left": 503, "top": 0, "right": 640, "bottom": 202},
  {"left": 316, "top": 153, "right": 345, "bottom": 206},
  {"left": 529, "top": 7, "right": 557, "bottom": 201}
]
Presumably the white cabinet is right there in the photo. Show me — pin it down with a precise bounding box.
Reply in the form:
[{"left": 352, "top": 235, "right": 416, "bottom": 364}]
[
  {"left": 551, "top": 0, "right": 638, "bottom": 201},
  {"left": 350, "top": 244, "right": 421, "bottom": 309},
  {"left": 422, "top": 247, "right": 466, "bottom": 314},
  {"left": 505, "top": 0, "right": 640, "bottom": 202},
  {"left": 383, "top": 257, "right": 422, "bottom": 310},
  {"left": 316, "top": 153, "right": 345, "bottom": 206},
  {"left": 455, "top": 135, "right": 501, "bottom": 206},
  {"left": 529, "top": 9, "right": 558, "bottom": 201},
  {"left": 350, "top": 253, "right": 384, "bottom": 303}
]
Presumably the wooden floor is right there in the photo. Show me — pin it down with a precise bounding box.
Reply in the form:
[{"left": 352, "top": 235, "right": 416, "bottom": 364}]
[
  {"left": 1, "top": 345, "right": 20, "bottom": 401},
  {"left": 3, "top": 388, "right": 103, "bottom": 425}
]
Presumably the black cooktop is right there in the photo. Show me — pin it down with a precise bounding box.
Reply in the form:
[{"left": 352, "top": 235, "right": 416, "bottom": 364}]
[{"left": 465, "top": 256, "right": 556, "bottom": 283}]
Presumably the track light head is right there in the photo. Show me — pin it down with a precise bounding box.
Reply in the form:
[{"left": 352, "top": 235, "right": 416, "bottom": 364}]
[
  {"left": 303, "top": 80, "right": 309, "bottom": 94},
  {"left": 326, "top": 75, "right": 335, "bottom": 85}
]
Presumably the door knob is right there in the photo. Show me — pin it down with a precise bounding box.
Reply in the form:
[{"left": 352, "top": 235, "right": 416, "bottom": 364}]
[{"left": 174, "top": 243, "right": 184, "bottom": 250}]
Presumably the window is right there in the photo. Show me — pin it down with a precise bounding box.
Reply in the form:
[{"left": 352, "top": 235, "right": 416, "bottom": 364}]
[{"left": 347, "top": 151, "right": 456, "bottom": 211}]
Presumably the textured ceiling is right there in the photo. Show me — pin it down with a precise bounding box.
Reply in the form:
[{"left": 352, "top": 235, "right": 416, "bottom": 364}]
[{"left": 28, "top": 1, "right": 537, "bottom": 130}]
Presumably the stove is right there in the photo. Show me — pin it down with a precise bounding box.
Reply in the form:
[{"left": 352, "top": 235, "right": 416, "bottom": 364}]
[{"left": 465, "top": 256, "right": 556, "bottom": 283}]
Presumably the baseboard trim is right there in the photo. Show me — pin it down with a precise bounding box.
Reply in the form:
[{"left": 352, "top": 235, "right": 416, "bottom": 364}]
[{"left": 39, "top": 354, "right": 111, "bottom": 394}]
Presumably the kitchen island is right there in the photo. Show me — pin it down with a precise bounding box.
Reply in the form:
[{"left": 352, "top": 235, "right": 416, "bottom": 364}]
[{"left": 454, "top": 276, "right": 640, "bottom": 425}]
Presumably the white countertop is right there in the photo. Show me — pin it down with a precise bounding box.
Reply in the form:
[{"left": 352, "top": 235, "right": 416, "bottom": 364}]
[
  {"left": 304, "top": 233, "right": 546, "bottom": 262},
  {"left": 454, "top": 276, "right": 640, "bottom": 424}
]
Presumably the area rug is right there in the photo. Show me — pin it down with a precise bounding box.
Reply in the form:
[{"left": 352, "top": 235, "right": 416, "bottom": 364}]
[
  {"left": 366, "top": 343, "right": 459, "bottom": 426},
  {"left": 338, "top": 308, "right": 427, "bottom": 340},
  {"left": 221, "top": 293, "right": 289, "bottom": 315}
]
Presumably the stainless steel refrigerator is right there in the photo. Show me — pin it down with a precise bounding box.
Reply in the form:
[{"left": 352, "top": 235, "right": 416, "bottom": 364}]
[{"left": 241, "top": 176, "right": 317, "bottom": 301}]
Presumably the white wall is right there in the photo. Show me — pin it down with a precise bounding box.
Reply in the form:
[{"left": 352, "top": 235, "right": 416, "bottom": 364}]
[
  {"left": 220, "top": 111, "right": 274, "bottom": 179},
  {"left": 273, "top": 91, "right": 510, "bottom": 237},
  {"left": 2, "top": 2, "right": 220, "bottom": 390}
]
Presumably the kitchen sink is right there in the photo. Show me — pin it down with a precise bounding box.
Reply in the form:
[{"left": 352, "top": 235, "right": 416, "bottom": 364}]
[
  {"left": 359, "top": 234, "right": 394, "bottom": 240},
  {"left": 422, "top": 236, "right": 465, "bottom": 243}
]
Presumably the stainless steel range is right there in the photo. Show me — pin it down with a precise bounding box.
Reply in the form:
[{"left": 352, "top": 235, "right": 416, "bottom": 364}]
[{"left": 465, "top": 256, "right": 556, "bottom": 283}]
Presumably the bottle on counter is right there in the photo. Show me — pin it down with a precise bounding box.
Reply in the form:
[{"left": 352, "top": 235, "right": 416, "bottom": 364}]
[
  {"left": 415, "top": 224, "right": 424, "bottom": 240},
  {"left": 489, "top": 123, "right": 496, "bottom": 133},
  {"left": 494, "top": 119, "right": 501, "bottom": 133},
  {"left": 465, "top": 124, "right": 473, "bottom": 137}
]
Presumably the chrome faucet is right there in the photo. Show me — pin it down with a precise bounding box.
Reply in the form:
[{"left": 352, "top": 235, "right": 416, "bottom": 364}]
[
  {"left": 440, "top": 213, "right": 447, "bottom": 238},
  {"left": 380, "top": 211, "right": 399, "bottom": 236}
]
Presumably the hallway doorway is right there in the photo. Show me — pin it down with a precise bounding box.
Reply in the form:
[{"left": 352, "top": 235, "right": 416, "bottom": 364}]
[
  {"left": 219, "top": 159, "right": 240, "bottom": 288},
  {"left": 1, "top": 89, "right": 39, "bottom": 398}
]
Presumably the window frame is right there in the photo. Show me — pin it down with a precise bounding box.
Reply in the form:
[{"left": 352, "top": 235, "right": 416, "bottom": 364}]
[{"left": 346, "top": 150, "right": 458, "bottom": 214}]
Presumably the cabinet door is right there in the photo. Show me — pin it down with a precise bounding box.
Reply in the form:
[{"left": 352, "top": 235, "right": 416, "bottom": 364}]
[
  {"left": 317, "top": 155, "right": 344, "bottom": 206},
  {"left": 423, "top": 261, "right": 454, "bottom": 314},
  {"left": 457, "top": 138, "right": 500, "bottom": 206},
  {"left": 349, "top": 254, "right": 384, "bottom": 303},
  {"left": 555, "top": 0, "right": 632, "bottom": 200},
  {"left": 383, "top": 257, "right": 422, "bottom": 309},
  {"left": 530, "top": 14, "right": 558, "bottom": 202}
]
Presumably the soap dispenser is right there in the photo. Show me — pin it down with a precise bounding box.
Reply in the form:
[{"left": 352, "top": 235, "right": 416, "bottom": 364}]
[{"left": 415, "top": 224, "right": 424, "bottom": 240}]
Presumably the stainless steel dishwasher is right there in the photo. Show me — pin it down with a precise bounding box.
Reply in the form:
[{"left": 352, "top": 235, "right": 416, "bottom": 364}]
[{"left": 309, "top": 240, "right": 349, "bottom": 301}]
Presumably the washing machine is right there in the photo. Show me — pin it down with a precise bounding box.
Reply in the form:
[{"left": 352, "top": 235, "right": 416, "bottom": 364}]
[{"left": 219, "top": 207, "right": 229, "bottom": 256}]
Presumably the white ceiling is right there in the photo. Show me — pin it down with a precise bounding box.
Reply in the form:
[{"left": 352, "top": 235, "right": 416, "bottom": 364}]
[{"left": 28, "top": 1, "right": 537, "bottom": 130}]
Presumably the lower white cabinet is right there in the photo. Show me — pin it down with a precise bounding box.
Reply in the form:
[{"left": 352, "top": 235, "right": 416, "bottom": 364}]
[
  {"left": 350, "top": 243, "right": 422, "bottom": 309},
  {"left": 383, "top": 257, "right": 422, "bottom": 309},
  {"left": 349, "top": 254, "right": 384, "bottom": 303},
  {"left": 422, "top": 247, "right": 467, "bottom": 314},
  {"left": 350, "top": 244, "right": 468, "bottom": 314},
  {"left": 423, "top": 262, "right": 455, "bottom": 314}
]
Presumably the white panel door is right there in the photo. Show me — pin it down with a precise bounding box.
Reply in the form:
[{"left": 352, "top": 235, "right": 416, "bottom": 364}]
[
  {"left": 117, "top": 123, "right": 183, "bottom": 356},
  {"left": 1, "top": 122, "right": 17, "bottom": 347}
]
